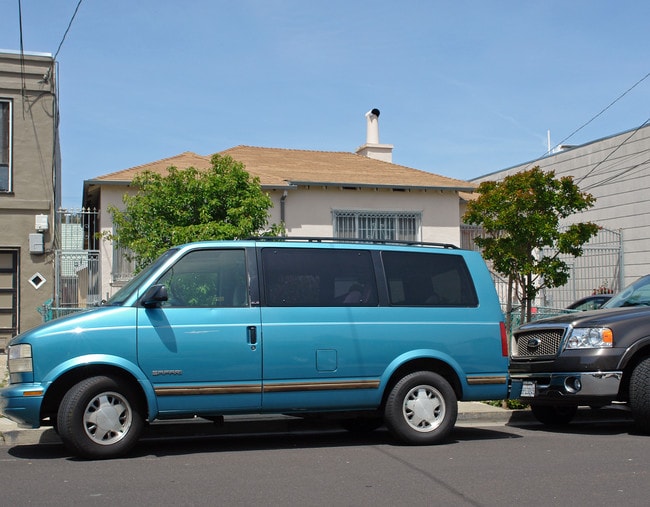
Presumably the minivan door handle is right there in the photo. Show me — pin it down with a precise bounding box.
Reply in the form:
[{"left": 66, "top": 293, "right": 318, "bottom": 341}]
[{"left": 247, "top": 326, "right": 257, "bottom": 346}]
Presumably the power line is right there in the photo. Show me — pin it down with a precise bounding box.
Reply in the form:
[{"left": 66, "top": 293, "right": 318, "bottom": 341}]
[
  {"left": 54, "top": 0, "right": 84, "bottom": 60},
  {"left": 576, "top": 117, "right": 650, "bottom": 187},
  {"left": 582, "top": 156, "right": 650, "bottom": 191},
  {"left": 515, "top": 71, "right": 650, "bottom": 176},
  {"left": 550, "top": 72, "right": 650, "bottom": 153}
]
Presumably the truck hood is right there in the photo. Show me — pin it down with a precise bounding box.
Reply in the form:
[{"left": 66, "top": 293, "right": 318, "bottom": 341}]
[{"left": 518, "top": 306, "right": 650, "bottom": 330}]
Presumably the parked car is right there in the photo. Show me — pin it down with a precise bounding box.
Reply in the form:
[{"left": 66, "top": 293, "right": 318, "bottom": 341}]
[
  {"left": 509, "top": 274, "right": 650, "bottom": 430},
  {"left": 566, "top": 294, "right": 612, "bottom": 311},
  {"left": 1, "top": 238, "right": 509, "bottom": 459}
]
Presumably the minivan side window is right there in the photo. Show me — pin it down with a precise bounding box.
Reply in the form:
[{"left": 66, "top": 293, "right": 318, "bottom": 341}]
[
  {"left": 382, "top": 251, "right": 478, "bottom": 307},
  {"left": 262, "top": 248, "right": 378, "bottom": 307},
  {"left": 156, "top": 249, "right": 248, "bottom": 307}
]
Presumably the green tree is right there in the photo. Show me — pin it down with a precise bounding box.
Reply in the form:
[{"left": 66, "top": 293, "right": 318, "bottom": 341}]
[
  {"left": 106, "top": 154, "right": 283, "bottom": 270},
  {"left": 463, "top": 166, "right": 599, "bottom": 327}
]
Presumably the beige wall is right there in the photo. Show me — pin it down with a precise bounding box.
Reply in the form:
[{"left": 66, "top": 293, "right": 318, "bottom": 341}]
[
  {"left": 0, "top": 52, "right": 59, "bottom": 334},
  {"left": 269, "top": 187, "right": 461, "bottom": 245},
  {"left": 97, "top": 184, "right": 463, "bottom": 299}
]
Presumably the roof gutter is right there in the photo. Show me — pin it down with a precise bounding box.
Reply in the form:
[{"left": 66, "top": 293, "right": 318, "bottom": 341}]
[{"left": 285, "top": 180, "right": 477, "bottom": 192}]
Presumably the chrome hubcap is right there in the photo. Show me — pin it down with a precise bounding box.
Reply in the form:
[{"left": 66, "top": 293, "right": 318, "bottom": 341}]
[
  {"left": 83, "top": 391, "right": 132, "bottom": 445},
  {"left": 402, "top": 384, "right": 445, "bottom": 432}
]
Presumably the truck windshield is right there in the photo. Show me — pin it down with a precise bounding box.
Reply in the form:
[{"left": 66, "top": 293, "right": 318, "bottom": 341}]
[
  {"left": 602, "top": 275, "right": 650, "bottom": 308},
  {"left": 104, "top": 249, "right": 178, "bottom": 306}
]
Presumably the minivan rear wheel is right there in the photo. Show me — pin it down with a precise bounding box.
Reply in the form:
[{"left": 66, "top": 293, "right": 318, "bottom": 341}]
[{"left": 384, "top": 371, "right": 457, "bottom": 444}]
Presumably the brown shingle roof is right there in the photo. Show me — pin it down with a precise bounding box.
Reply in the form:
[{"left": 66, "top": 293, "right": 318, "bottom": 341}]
[{"left": 90, "top": 146, "right": 475, "bottom": 191}]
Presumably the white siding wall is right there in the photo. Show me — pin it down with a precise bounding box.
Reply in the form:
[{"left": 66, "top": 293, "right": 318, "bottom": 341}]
[{"left": 472, "top": 125, "right": 650, "bottom": 286}]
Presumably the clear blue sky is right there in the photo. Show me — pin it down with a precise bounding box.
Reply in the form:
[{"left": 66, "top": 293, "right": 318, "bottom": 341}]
[{"left": 2, "top": 0, "right": 649, "bottom": 209}]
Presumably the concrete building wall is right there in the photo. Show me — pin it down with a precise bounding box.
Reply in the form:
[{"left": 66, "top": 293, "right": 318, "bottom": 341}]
[
  {"left": 0, "top": 51, "right": 60, "bottom": 341},
  {"left": 269, "top": 187, "right": 461, "bottom": 245},
  {"left": 96, "top": 183, "right": 464, "bottom": 300},
  {"left": 472, "top": 124, "right": 650, "bottom": 286}
]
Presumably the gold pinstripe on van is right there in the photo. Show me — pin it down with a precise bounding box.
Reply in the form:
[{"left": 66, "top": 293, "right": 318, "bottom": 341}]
[
  {"left": 154, "top": 379, "right": 380, "bottom": 396},
  {"left": 466, "top": 376, "right": 507, "bottom": 385}
]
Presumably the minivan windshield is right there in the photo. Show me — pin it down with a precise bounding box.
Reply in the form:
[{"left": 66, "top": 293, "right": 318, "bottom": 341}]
[
  {"left": 602, "top": 275, "right": 650, "bottom": 308},
  {"left": 104, "top": 248, "right": 178, "bottom": 306}
]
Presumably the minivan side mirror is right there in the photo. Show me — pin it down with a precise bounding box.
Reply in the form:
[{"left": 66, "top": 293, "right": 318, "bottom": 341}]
[{"left": 141, "top": 284, "right": 169, "bottom": 308}]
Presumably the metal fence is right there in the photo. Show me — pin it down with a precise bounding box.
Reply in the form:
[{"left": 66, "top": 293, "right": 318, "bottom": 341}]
[
  {"left": 460, "top": 225, "right": 623, "bottom": 312},
  {"left": 41, "top": 208, "right": 101, "bottom": 322}
]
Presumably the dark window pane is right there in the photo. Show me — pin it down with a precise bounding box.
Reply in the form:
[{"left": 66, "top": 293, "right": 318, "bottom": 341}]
[
  {"left": 382, "top": 251, "right": 478, "bottom": 307},
  {"left": 262, "top": 248, "right": 377, "bottom": 307}
]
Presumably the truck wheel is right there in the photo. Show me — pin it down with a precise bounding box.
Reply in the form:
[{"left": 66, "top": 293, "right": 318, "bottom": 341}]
[
  {"left": 384, "top": 371, "right": 457, "bottom": 445},
  {"left": 530, "top": 403, "right": 577, "bottom": 426},
  {"left": 57, "top": 376, "right": 144, "bottom": 459},
  {"left": 630, "top": 357, "right": 650, "bottom": 433}
]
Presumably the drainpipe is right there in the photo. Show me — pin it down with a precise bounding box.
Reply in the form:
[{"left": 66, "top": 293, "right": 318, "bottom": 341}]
[{"left": 280, "top": 190, "right": 288, "bottom": 234}]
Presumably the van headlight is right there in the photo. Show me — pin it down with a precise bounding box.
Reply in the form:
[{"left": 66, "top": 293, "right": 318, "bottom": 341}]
[
  {"left": 565, "top": 328, "right": 613, "bottom": 349},
  {"left": 8, "top": 344, "right": 33, "bottom": 373}
]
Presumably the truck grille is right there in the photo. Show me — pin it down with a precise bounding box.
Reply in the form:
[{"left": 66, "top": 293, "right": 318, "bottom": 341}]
[{"left": 512, "top": 328, "right": 566, "bottom": 358}]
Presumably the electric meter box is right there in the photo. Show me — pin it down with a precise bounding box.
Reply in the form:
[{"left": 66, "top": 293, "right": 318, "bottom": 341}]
[
  {"left": 35, "top": 214, "right": 49, "bottom": 232},
  {"left": 29, "top": 233, "right": 44, "bottom": 254}
]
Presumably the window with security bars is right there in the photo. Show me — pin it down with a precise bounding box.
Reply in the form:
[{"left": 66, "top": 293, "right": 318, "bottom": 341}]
[
  {"left": 113, "top": 243, "right": 136, "bottom": 283},
  {"left": 333, "top": 211, "right": 420, "bottom": 241},
  {"left": 112, "top": 225, "right": 136, "bottom": 283}
]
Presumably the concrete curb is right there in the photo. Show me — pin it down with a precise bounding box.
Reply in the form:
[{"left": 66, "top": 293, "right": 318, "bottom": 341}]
[{"left": 1, "top": 403, "right": 633, "bottom": 448}]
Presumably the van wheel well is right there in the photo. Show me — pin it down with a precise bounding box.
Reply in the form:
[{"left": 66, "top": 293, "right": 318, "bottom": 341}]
[
  {"left": 381, "top": 359, "right": 461, "bottom": 409},
  {"left": 40, "top": 366, "right": 147, "bottom": 426}
]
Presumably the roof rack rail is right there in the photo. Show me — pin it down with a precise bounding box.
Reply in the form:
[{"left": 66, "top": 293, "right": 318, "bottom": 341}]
[{"left": 252, "top": 236, "right": 459, "bottom": 249}]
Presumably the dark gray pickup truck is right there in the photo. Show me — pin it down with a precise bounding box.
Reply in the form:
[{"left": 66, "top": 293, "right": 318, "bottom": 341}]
[{"left": 510, "top": 275, "right": 650, "bottom": 431}]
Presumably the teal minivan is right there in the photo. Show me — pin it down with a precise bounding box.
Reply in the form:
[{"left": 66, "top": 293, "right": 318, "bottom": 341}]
[{"left": 1, "top": 239, "right": 508, "bottom": 458}]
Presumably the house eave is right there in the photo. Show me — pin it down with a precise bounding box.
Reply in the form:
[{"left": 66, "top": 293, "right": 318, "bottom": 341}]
[{"left": 287, "top": 181, "right": 476, "bottom": 192}]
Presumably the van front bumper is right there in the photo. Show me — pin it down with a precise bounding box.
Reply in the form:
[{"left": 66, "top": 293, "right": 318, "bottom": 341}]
[
  {"left": 0, "top": 384, "right": 45, "bottom": 428},
  {"left": 510, "top": 371, "right": 622, "bottom": 402}
]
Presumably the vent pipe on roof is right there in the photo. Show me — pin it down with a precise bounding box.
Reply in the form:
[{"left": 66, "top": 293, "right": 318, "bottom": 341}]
[
  {"left": 355, "top": 108, "right": 394, "bottom": 163},
  {"left": 366, "top": 108, "right": 381, "bottom": 144}
]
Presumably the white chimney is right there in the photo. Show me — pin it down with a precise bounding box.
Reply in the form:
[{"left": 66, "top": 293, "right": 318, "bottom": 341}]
[
  {"left": 366, "top": 108, "right": 380, "bottom": 144},
  {"left": 355, "top": 108, "right": 394, "bottom": 163}
]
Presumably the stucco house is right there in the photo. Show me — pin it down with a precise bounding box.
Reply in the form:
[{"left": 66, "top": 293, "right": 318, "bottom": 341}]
[
  {"left": 469, "top": 123, "right": 650, "bottom": 307},
  {"left": 1, "top": 51, "right": 61, "bottom": 348},
  {"left": 82, "top": 110, "right": 475, "bottom": 300}
]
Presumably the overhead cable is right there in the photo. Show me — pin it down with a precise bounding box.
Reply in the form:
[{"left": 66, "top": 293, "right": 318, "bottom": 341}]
[
  {"left": 550, "top": 72, "right": 650, "bottom": 153},
  {"left": 576, "top": 117, "right": 650, "bottom": 186},
  {"left": 54, "top": 0, "right": 84, "bottom": 60}
]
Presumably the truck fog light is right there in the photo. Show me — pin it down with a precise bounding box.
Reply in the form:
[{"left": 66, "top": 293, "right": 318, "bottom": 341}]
[{"left": 565, "top": 376, "right": 582, "bottom": 393}]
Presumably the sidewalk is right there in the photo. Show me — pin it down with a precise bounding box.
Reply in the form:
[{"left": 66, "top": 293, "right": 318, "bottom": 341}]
[
  {"left": 0, "top": 401, "right": 523, "bottom": 447},
  {"left": 0, "top": 353, "right": 631, "bottom": 448}
]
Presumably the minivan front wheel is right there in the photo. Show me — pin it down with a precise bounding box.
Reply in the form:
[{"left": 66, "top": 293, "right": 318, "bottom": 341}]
[
  {"left": 384, "top": 371, "right": 457, "bottom": 444},
  {"left": 57, "top": 376, "right": 144, "bottom": 459}
]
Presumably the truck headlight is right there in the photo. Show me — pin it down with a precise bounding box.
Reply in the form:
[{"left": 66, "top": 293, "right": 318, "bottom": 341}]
[
  {"left": 565, "top": 328, "right": 613, "bottom": 349},
  {"left": 8, "top": 344, "right": 33, "bottom": 373}
]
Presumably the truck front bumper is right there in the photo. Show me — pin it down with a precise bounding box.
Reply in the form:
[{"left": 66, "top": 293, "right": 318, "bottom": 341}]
[{"left": 510, "top": 371, "right": 622, "bottom": 402}]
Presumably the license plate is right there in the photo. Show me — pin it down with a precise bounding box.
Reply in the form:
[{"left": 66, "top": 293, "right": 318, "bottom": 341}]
[{"left": 521, "top": 381, "right": 536, "bottom": 397}]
